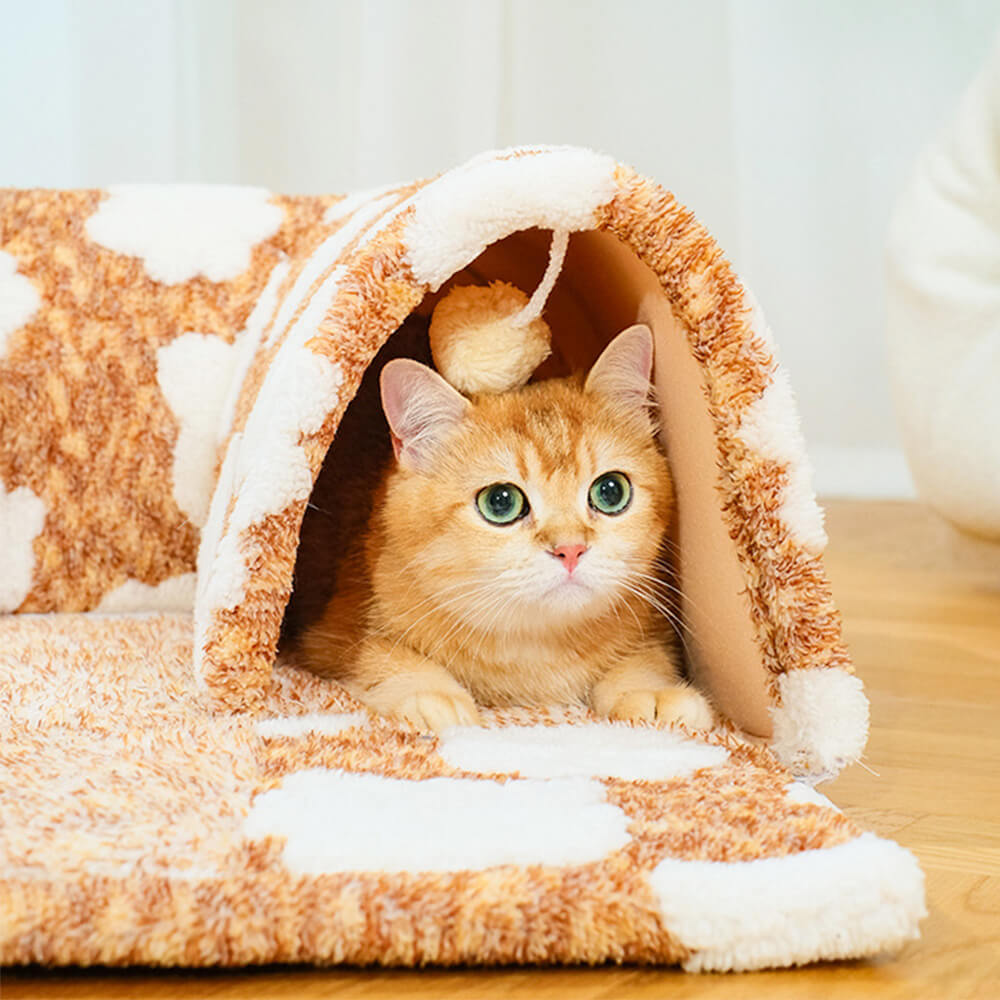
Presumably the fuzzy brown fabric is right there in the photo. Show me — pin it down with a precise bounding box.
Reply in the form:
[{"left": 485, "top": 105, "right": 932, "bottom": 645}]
[
  {"left": 0, "top": 149, "right": 923, "bottom": 969},
  {"left": 2, "top": 613, "right": 860, "bottom": 967}
]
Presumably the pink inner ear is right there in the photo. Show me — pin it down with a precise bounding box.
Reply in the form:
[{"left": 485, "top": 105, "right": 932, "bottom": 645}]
[
  {"left": 379, "top": 363, "right": 414, "bottom": 442},
  {"left": 585, "top": 324, "right": 654, "bottom": 409},
  {"left": 380, "top": 358, "right": 469, "bottom": 471}
]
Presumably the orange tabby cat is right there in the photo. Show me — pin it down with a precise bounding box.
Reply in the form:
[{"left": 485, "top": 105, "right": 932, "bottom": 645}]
[{"left": 299, "top": 325, "right": 714, "bottom": 732}]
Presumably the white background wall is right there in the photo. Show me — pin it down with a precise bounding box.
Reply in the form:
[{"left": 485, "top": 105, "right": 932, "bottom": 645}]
[{"left": 2, "top": 0, "right": 996, "bottom": 496}]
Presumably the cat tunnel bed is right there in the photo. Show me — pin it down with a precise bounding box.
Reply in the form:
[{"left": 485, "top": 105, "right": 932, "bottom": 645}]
[{"left": 1, "top": 147, "right": 924, "bottom": 970}]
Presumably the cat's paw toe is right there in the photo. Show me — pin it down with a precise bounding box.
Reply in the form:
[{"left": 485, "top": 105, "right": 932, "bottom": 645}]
[
  {"left": 607, "top": 687, "right": 714, "bottom": 730},
  {"left": 608, "top": 690, "right": 658, "bottom": 723},
  {"left": 399, "top": 690, "right": 480, "bottom": 732},
  {"left": 653, "top": 687, "right": 715, "bottom": 730}
]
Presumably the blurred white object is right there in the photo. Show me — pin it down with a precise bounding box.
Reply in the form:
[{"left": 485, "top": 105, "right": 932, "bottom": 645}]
[{"left": 887, "top": 37, "right": 1000, "bottom": 540}]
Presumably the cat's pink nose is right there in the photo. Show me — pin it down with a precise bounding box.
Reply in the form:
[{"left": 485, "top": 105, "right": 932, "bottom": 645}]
[{"left": 550, "top": 543, "right": 588, "bottom": 574}]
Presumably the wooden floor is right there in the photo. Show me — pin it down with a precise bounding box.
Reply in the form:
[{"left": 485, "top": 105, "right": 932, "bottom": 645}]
[{"left": 5, "top": 500, "right": 1000, "bottom": 999}]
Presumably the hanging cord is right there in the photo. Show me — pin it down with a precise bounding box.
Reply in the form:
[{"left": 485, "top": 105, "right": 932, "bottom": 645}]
[{"left": 512, "top": 229, "right": 569, "bottom": 327}]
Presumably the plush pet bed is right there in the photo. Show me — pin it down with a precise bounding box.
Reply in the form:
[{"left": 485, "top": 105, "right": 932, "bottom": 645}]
[
  {"left": 887, "top": 40, "right": 1000, "bottom": 541},
  {"left": 0, "top": 146, "right": 925, "bottom": 971}
]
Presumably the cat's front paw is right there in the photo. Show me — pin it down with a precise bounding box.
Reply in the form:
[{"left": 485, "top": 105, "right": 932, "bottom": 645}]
[
  {"left": 606, "top": 685, "right": 714, "bottom": 730},
  {"left": 394, "top": 689, "right": 481, "bottom": 732}
]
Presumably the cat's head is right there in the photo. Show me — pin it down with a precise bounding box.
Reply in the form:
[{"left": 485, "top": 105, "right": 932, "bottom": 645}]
[{"left": 378, "top": 325, "right": 674, "bottom": 632}]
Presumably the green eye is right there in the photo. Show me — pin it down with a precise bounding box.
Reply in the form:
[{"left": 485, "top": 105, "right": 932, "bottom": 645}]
[
  {"left": 589, "top": 472, "right": 632, "bottom": 515},
  {"left": 476, "top": 483, "right": 529, "bottom": 525}
]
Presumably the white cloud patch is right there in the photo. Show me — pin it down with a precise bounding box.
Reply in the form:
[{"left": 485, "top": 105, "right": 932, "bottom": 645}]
[
  {"left": 405, "top": 146, "right": 618, "bottom": 290},
  {"left": 256, "top": 711, "right": 368, "bottom": 740},
  {"left": 85, "top": 185, "right": 282, "bottom": 285},
  {"left": 736, "top": 285, "right": 827, "bottom": 554},
  {"left": 194, "top": 350, "right": 343, "bottom": 627},
  {"left": 265, "top": 193, "right": 396, "bottom": 350},
  {"left": 649, "top": 833, "right": 926, "bottom": 972},
  {"left": 156, "top": 332, "right": 240, "bottom": 527},
  {"left": 243, "top": 770, "right": 630, "bottom": 875},
  {"left": 438, "top": 723, "right": 729, "bottom": 781},
  {"left": 0, "top": 482, "right": 46, "bottom": 611},
  {"left": 192, "top": 433, "right": 242, "bottom": 687},
  {"left": 779, "top": 457, "right": 828, "bottom": 555},
  {"left": 231, "top": 349, "right": 342, "bottom": 537},
  {"left": 784, "top": 781, "right": 841, "bottom": 812},
  {"left": 323, "top": 183, "right": 402, "bottom": 224},
  {"left": 95, "top": 572, "right": 197, "bottom": 613},
  {"left": 216, "top": 256, "right": 292, "bottom": 442},
  {"left": 0, "top": 250, "right": 41, "bottom": 358},
  {"left": 737, "top": 365, "right": 801, "bottom": 465}
]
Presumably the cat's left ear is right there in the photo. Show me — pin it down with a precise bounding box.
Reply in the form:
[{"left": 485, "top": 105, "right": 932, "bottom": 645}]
[
  {"left": 585, "top": 324, "right": 655, "bottom": 416},
  {"left": 380, "top": 358, "right": 470, "bottom": 472}
]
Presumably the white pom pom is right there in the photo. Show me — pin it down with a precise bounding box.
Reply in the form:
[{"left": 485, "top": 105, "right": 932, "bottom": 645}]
[{"left": 429, "top": 281, "right": 552, "bottom": 395}]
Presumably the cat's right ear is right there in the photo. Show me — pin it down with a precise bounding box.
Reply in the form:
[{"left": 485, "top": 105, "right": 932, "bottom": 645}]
[
  {"left": 380, "top": 359, "right": 470, "bottom": 472},
  {"left": 585, "top": 324, "right": 655, "bottom": 416}
]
